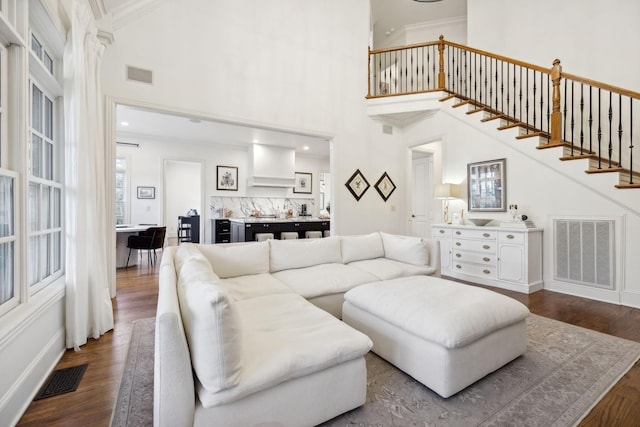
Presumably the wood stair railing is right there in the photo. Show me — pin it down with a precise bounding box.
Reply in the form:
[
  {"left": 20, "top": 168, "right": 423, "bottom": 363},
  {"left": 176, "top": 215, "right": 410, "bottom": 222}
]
[{"left": 368, "top": 37, "right": 640, "bottom": 189}]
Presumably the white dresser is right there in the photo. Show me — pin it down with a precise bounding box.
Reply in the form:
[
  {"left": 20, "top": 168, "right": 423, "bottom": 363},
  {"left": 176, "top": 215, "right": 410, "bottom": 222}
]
[{"left": 432, "top": 224, "right": 543, "bottom": 294}]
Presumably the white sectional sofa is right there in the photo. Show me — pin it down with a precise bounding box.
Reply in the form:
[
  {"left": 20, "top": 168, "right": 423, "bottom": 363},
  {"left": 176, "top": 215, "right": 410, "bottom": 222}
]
[{"left": 154, "top": 232, "right": 441, "bottom": 427}]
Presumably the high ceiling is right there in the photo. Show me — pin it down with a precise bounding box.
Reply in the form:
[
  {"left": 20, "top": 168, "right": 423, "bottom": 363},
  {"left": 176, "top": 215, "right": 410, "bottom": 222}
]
[{"left": 103, "top": 0, "right": 466, "bottom": 158}]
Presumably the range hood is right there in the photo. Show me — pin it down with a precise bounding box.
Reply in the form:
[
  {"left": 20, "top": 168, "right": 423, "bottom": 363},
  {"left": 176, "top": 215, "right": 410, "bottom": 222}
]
[{"left": 247, "top": 144, "right": 296, "bottom": 187}]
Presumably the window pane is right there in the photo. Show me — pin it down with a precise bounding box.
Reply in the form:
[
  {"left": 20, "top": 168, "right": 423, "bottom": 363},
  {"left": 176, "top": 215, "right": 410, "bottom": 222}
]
[
  {"left": 28, "top": 183, "right": 39, "bottom": 231},
  {"left": 45, "top": 96, "right": 53, "bottom": 139},
  {"left": 31, "top": 134, "right": 42, "bottom": 178},
  {"left": 28, "top": 236, "right": 38, "bottom": 286},
  {"left": 0, "top": 242, "right": 13, "bottom": 304},
  {"left": 41, "top": 185, "right": 50, "bottom": 229},
  {"left": 32, "top": 85, "right": 42, "bottom": 133},
  {"left": 44, "top": 142, "right": 53, "bottom": 180},
  {"left": 53, "top": 231, "right": 61, "bottom": 272},
  {"left": 53, "top": 187, "right": 61, "bottom": 228},
  {"left": 31, "top": 34, "right": 42, "bottom": 59},
  {"left": 40, "top": 234, "right": 50, "bottom": 280},
  {"left": 0, "top": 176, "right": 13, "bottom": 237},
  {"left": 44, "top": 52, "right": 53, "bottom": 74}
]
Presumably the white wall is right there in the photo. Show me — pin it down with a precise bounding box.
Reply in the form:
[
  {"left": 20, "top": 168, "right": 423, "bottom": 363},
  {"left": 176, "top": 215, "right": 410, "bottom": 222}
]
[
  {"left": 102, "top": 0, "right": 407, "bottom": 236},
  {"left": 467, "top": 0, "right": 640, "bottom": 92},
  {"left": 403, "top": 102, "right": 640, "bottom": 307}
]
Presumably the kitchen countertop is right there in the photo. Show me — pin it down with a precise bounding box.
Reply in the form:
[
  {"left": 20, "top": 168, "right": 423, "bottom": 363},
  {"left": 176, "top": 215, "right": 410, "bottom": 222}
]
[{"left": 227, "top": 217, "right": 329, "bottom": 223}]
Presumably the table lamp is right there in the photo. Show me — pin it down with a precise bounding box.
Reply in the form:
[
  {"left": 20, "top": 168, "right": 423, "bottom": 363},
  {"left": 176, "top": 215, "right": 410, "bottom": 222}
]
[{"left": 434, "top": 183, "right": 461, "bottom": 223}]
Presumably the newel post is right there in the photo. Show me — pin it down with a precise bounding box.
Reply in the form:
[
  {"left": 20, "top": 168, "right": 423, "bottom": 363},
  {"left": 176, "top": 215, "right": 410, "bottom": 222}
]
[
  {"left": 438, "top": 35, "right": 445, "bottom": 90},
  {"left": 550, "top": 58, "right": 562, "bottom": 145}
]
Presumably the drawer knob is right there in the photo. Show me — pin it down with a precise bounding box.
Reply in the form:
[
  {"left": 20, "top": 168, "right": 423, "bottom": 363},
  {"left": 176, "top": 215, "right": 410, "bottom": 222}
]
[
  {"left": 483, "top": 257, "right": 490, "bottom": 262},
  {"left": 483, "top": 233, "right": 490, "bottom": 238},
  {"left": 483, "top": 269, "right": 491, "bottom": 274},
  {"left": 456, "top": 265, "right": 462, "bottom": 269},
  {"left": 439, "top": 229, "right": 445, "bottom": 234},
  {"left": 456, "top": 253, "right": 462, "bottom": 258},
  {"left": 507, "top": 234, "right": 515, "bottom": 239},
  {"left": 456, "top": 242, "right": 462, "bottom": 246},
  {"left": 483, "top": 244, "right": 490, "bottom": 250},
  {"left": 456, "top": 231, "right": 461, "bottom": 235}
]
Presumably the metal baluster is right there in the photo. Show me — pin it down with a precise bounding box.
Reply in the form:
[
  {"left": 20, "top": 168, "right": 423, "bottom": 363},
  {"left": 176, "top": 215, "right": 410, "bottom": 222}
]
[
  {"left": 500, "top": 60, "right": 505, "bottom": 113},
  {"left": 580, "top": 83, "right": 585, "bottom": 154},
  {"left": 519, "top": 67, "right": 523, "bottom": 124},
  {"left": 589, "top": 87, "right": 593, "bottom": 153},
  {"left": 483, "top": 55, "right": 487, "bottom": 105},
  {"left": 597, "top": 88, "right": 602, "bottom": 169},
  {"left": 608, "top": 91, "right": 613, "bottom": 168},
  {"left": 562, "top": 79, "right": 567, "bottom": 142},
  {"left": 488, "top": 57, "right": 493, "bottom": 108},
  {"left": 630, "top": 98, "right": 635, "bottom": 184},
  {"left": 512, "top": 64, "right": 517, "bottom": 120},
  {"left": 494, "top": 58, "right": 499, "bottom": 110},
  {"left": 532, "top": 70, "right": 537, "bottom": 132},
  {"left": 570, "top": 81, "right": 575, "bottom": 149},
  {"left": 539, "top": 71, "right": 544, "bottom": 133},
  {"left": 617, "top": 94, "right": 622, "bottom": 168}
]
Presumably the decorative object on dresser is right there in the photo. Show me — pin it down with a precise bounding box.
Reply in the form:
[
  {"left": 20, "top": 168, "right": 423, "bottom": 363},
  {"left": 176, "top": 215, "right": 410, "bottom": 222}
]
[
  {"left": 345, "top": 169, "right": 370, "bottom": 201},
  {"left": 293, "top": 172, "right": 312, "bottom": 194},
  {"left": 136, "top": 186, "right": 155, "bottom": 199},
  {"left": 216, "top": 165, "right": 238, "bottom": 191},
  {"left": 467, "top": 158, "right": 506, "bottom": 212},
  {"left": 374, "top": 172, "right": 396, "bottom": 201},
  {"left": 432, "top": 224, "right": 543, "bottom": 293},
  {"left": 434, "top": 182, "right": 461, "bottom": 223}
]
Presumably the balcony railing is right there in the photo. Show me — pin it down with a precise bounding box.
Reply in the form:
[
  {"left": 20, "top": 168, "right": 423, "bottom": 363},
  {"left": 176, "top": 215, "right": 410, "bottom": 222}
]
[{"left": 368, "top": 36, "right": 640, "bottom": 187}]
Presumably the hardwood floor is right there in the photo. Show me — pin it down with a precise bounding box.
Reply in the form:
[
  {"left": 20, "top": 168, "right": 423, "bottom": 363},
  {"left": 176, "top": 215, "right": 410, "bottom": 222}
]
[{"left": 16, "top": 266, "right": 640, "bottom": 426}]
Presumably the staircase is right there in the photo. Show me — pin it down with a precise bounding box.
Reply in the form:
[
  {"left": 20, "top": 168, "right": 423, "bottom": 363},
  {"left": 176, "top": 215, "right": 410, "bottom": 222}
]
[{"left": 368, "top": 37, "right": 640, "bottom": 190}]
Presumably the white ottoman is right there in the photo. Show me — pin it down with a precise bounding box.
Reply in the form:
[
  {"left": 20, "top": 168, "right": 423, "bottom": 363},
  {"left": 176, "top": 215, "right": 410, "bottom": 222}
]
[{"left": 342, "top": 276, "right": 529, "bottom": 398}]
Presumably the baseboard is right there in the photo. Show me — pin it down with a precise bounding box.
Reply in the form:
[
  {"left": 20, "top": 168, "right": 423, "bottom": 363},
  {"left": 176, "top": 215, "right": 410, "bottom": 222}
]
[
  {"left": 0, "top": 329, "right": 65, "bottom": 426},
  {"left": 544, "top": 280, "right": 621, "bottom": 305}
]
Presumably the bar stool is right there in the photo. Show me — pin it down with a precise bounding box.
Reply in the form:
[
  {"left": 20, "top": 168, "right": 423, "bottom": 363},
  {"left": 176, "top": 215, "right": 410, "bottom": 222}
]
[
  {"left": 305, "top": 231, "right": 322, "bottom": 239},
  {"left": 255, "top": 233, "right": 274, "bottom": 242},
  {"left": 280, "top": 232, "right": 299, "bottom": 240}
]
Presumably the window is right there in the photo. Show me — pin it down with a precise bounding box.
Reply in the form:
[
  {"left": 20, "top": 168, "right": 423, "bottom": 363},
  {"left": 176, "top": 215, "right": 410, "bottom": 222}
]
[
  {"left": 31, "top": 33, "right": 54, "bottom": 75},
  {"left": 115, "top": 157, "right": 128, "bottom": 224},
  {"left": 28, "top": 80, "right": 62, "bottom": 290}
]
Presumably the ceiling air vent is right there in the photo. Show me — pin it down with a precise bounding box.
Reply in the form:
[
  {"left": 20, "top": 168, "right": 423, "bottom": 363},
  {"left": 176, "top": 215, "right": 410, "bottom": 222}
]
[{"left": 126, "top": 65, "right": 153, "bottom": 84}]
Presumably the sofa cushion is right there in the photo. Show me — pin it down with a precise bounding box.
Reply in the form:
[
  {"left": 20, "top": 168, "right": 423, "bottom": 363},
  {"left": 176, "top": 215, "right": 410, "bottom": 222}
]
[
  {"left": 341, "top": 232, "right": 385, "bottom": 264},
  {"left": 176, "top": 244, "right": 221, "bottom": 284},
  {"left": 219, "top": 273, "right": 294, "bottom": 301},
  {"left": 198, "top": 242, "right": 270, "bottom": 279},
  {"left": 272, "top": 263, "right": 379, "bottom": 299},
  {"left": 269, "top": 236, "right": 342, "bottom": 272},
  {"left": 344, "top": 276, "right": 530, "bottom": 349},
  {"left": 177, "top": 258, "right": 243, "bottom": 394},
  {"left": 380, "top": 232, "right": 429, "bottom": 266},
  {"left": 348, "top": 258, "right": 437, "bottom": 280},
  {"left": 196, "top": 293, "right": 373, "bottom": 408}
]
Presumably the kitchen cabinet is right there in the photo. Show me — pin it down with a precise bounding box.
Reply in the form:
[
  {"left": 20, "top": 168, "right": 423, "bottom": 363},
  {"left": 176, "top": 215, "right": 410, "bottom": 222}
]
[
  {"left": 432, "top": 224, "right": 542, "bottom": 294},
  {"left": 212, "top": 219, "right": 231, "bottom": 243},
  {"left": 230, "top": 219, "right": 330, "bottom": 242}
]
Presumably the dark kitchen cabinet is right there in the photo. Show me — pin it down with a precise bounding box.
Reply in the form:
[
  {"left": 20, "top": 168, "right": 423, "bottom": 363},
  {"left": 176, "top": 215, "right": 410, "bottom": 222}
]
[{"left": 212, "top": 219, "right": 231, "bottom": 243}]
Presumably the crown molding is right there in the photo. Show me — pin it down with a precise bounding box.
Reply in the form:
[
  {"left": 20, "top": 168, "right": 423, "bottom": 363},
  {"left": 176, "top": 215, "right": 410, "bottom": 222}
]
[
  {"left": 110, "top": 0, "right": 168, "bottom": 31},
  {"left": 88, "top": 0, "right": 107, "bottom": 21}
]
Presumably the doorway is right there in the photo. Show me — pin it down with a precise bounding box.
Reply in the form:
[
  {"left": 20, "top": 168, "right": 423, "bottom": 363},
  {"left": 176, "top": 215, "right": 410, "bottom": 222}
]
[{"left": 164, "top": 160, "right": 203, "bottom": 245}]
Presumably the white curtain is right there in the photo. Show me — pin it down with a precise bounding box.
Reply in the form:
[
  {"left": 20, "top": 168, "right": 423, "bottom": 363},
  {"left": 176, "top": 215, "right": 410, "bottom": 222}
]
[{"left": 63, "top": 0, "right": 114, "bottom": 350}]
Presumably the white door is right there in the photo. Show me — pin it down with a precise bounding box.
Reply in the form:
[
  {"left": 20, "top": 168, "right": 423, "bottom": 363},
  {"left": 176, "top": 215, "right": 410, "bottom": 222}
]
[{"left": 410, "top": 155, "right": 433, "bottom": 238}]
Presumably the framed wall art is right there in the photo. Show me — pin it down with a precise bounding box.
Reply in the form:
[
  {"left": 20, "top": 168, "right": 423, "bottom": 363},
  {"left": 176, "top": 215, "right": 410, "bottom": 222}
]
[
  {"left": 467, "top": 158, "right": 506, "bottom": 212},
  {"left": 293, "top": 172, "right": 312, "bottom": 194},
  {"left": 374, "top": 172, "right": 396, "bottom": 202},
  {"left": 137, "top": 186, "right": 155, "bottom": 199},
  {"left": 345, "top": 169, "right": 370, "bottom": 201},
  {"left": 216, "top": 166, "right": 238, "bottom": 191}
]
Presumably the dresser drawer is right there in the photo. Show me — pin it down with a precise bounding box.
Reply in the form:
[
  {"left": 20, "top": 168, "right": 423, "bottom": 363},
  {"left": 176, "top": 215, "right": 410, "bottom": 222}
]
[
  {"left": 433, "top": 227, "right": 451, "bottom": 237},
  {"left": 452, "top": 228, "right": 496, "bottom": 240},
  {"left": 452, "top": 262, "right": 497, "bottom": 278},
  {"left": 498, "top": 231, "right": 525, "bottom": 244},
  {"left": 452, "top": 250, "right": 496, "bottom": 266},
  {"left": 453, "top": 239, "right": 496, "bottom": 253}
]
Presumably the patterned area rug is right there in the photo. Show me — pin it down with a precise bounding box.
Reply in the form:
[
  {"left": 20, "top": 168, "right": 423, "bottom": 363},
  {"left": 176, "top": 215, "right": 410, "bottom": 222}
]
[{"left": 111, "top": 315, "right": 640, "bottom": 427}]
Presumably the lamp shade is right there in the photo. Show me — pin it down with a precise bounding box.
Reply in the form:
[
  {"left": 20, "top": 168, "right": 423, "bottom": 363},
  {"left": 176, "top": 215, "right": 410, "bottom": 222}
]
[{"left": 434, "top": 183, "right": 460, "bottom": 199}]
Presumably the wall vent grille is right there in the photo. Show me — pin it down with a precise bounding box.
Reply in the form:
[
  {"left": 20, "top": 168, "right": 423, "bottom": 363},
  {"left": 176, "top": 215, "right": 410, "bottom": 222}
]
[
  {"left": 126, "top": 65, "right": 153, "bottom": 84},
  {"left": 554, "top": 219, "right": 615, "bottom": 290},
  {"left": 382, "top": 124, "right": 393, "bottom": 135}
]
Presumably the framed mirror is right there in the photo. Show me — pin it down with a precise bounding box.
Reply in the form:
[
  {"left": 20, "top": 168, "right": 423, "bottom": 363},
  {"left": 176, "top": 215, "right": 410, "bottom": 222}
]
[{"left": 467, "top": 158, "right": 506, "bottom": 212}]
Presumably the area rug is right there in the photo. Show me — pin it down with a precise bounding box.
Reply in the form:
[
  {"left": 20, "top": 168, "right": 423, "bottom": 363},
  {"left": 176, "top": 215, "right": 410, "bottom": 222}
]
[{"left": 111, "top": 315, "right": 640, "bottom": 427}]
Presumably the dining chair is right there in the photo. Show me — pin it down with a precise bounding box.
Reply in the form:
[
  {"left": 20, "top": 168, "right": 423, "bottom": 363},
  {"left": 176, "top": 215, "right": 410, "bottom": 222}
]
[{"left": 126, "top": 226, "right": 167, "bottom": 268}]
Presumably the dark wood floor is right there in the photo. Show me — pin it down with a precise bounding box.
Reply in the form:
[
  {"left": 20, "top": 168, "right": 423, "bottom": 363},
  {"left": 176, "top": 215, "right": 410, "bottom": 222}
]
[{"left": 16, "top": 265, "right": 640, "bottom": 426}]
